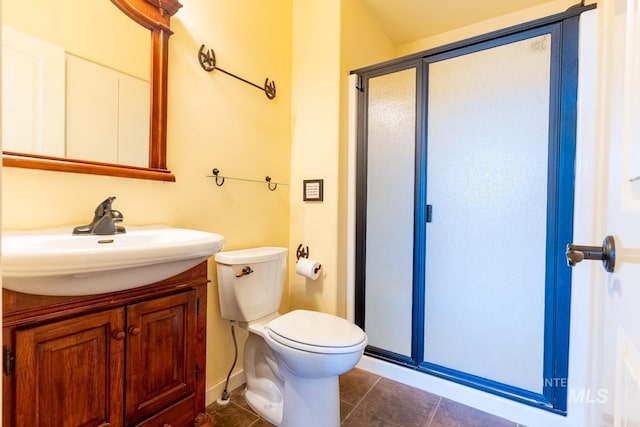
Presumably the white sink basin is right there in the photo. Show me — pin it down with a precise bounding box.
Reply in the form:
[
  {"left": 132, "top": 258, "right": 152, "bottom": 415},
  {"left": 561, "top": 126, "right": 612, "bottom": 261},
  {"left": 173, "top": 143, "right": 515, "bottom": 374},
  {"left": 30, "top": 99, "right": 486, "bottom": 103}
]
[{"left": 1, "top": 225, "right": 224, "bottom": 296}]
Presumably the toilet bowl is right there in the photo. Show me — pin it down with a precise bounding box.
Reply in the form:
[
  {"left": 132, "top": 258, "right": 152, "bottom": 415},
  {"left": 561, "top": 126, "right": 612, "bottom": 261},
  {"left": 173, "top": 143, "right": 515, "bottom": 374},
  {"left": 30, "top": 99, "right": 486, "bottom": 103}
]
[{"left": 215, "top": 247, "right": 367, "bottom": 427}]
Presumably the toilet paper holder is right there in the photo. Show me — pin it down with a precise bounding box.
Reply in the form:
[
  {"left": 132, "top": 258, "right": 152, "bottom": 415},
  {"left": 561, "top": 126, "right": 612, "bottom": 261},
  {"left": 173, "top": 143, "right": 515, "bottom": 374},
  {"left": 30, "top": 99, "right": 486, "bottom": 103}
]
[
  {"left": 296, "top": 244, "right": 309, "bottom": 260},
  {"left": 296, "top": 244, "right": 322, "bottom": 276}
]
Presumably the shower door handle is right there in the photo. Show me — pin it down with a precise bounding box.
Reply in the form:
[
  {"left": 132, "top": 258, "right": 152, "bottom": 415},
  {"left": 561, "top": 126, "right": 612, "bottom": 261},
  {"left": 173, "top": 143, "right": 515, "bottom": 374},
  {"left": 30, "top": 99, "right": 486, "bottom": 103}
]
[{"left": 566, "top": 235, "right": 616, "bottom": 273}]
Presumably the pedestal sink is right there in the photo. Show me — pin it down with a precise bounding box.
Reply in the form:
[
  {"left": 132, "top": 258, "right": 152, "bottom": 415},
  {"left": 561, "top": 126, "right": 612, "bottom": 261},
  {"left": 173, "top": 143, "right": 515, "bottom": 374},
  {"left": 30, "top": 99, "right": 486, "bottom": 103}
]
[{"left": 1, "top": 225, "right": 224, "bottom": 296}]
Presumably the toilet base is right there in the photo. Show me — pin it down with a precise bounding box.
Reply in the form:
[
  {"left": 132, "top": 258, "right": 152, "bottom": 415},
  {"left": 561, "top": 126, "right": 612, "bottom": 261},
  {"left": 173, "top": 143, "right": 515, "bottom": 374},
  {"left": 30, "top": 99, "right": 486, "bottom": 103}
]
[
  {"left": 279, "top": 370, "right": 340, "bottom": 427},
  {"left": 245, "top": 387, "right": 284, "bottom": 426},
  {"left": 243, "top": 333, "right": 284, "bottom": 425},
  {"left": 244, "top": 365, "right": 341, "bottom": 427}
]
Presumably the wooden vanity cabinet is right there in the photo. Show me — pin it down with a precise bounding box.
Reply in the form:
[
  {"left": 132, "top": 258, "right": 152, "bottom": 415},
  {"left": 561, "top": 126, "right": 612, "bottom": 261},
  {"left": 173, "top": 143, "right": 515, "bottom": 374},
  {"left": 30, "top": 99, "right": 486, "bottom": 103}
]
[
  {"left": 2, "top": 262, "right": 212, "bottom": 427},
  {"left": 126, "top": 291, "right": 197, "bottom": 425},
  {"left": 14, "top": 308, "right": 126, "bottom": 426}
]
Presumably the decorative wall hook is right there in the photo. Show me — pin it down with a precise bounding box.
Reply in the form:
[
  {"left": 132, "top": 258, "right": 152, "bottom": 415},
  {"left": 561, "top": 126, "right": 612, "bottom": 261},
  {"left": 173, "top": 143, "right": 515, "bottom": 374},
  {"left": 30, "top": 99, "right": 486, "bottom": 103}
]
[
  {"left": 212, "top": 168, "right": 225, "bottom": 186},
  {"left": 265, "top": 176, "right": 277, "bottom": 191},
  {"left": 198, "top": 44, "right": 276, "bottom": 100},
  {"left": 296, "top": 244, "right": 309, "bottom": 260}
]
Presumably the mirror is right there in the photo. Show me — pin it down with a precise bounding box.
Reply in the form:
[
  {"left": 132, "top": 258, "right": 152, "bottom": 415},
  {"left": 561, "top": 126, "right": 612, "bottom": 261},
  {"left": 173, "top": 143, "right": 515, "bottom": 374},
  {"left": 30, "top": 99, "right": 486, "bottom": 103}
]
[{"left": 1, "top": 0, "right": 182, "bottom": 181}]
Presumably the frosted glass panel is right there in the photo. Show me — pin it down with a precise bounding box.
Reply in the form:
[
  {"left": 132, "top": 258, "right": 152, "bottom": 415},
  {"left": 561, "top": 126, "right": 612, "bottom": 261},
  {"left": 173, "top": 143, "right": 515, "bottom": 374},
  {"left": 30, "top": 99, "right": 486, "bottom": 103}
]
[
  {"left": 365, "top": 68, "right": 416, "bottom": 356},
  {"left": 424, "top": 35, "right": 551, "bottom": 392}
]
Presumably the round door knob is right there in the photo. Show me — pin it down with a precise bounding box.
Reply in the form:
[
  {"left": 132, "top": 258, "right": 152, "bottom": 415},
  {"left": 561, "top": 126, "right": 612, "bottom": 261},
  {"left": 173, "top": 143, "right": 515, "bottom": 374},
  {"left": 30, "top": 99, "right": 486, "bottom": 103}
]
[
  {"left": 112, "top": 330, "right": 126, "bottom": 340},
  {"left": 128, "top": 326, "right": 141, "bottom": 336}
]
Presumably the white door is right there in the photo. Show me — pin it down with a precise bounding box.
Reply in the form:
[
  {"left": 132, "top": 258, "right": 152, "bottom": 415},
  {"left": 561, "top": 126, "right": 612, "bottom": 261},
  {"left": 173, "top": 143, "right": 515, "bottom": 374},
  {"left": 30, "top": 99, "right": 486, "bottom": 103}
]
[{"left": 581, "top": 0, "right": 640, "bottom": 425}]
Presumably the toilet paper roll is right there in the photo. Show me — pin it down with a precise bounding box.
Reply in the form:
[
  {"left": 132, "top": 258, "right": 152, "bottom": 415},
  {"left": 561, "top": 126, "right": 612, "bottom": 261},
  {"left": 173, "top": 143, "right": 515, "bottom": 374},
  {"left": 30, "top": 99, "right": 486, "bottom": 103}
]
[{"left": 296, "top": 258, "right": 322, "bottom": 280}]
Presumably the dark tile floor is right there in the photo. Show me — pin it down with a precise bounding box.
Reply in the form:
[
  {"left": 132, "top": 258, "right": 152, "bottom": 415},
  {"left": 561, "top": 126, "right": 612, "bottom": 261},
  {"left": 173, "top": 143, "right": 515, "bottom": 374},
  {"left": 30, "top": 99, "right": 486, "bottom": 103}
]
[{"left": 206, "top": 367, "right": 522, "bottom": 427}]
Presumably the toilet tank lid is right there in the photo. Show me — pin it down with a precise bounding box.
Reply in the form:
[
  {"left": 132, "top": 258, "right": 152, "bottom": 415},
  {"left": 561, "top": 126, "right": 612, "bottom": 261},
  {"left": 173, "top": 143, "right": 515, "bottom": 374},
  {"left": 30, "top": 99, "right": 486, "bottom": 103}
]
[{"left": 214, "top": 247, "right": 287, "bottom": 264}]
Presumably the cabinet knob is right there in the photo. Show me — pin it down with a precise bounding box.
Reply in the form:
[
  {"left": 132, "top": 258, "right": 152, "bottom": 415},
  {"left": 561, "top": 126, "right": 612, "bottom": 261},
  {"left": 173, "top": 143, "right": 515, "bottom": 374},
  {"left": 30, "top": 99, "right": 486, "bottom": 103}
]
[
  {"left": 163, "top": 424, "right": 172, "bottom": 427},
  {"left": 128, "top": 326, "right": 141, "bottom": 336},
  {"left": 112, "top": 330, "right": 126, "bottom": 340}
]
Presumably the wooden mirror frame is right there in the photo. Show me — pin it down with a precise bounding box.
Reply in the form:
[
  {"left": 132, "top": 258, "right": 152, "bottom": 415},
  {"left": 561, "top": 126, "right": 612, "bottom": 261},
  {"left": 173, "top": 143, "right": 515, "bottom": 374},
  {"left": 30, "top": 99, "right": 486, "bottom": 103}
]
[{"left": 2, "top": 0, "right": 182, "bottom": 182}]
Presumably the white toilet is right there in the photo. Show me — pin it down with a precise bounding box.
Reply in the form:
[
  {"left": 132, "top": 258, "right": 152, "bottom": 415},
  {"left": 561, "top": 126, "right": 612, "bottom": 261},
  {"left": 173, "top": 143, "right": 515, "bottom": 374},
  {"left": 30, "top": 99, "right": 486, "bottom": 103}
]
[{"left": 215, "top": 247, "right": 367, "bottom": 427}]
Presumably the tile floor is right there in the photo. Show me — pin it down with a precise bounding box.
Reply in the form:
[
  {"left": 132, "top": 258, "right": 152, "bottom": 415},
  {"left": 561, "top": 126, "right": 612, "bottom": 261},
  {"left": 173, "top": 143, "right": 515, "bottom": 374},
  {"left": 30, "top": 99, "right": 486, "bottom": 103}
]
[{"left": 206, "top": 367, "right": 524, "bottom": 427}]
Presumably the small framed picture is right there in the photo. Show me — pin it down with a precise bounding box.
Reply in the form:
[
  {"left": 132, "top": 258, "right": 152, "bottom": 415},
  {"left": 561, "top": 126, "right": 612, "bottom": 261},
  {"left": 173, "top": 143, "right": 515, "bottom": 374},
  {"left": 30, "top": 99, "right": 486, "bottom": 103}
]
[{"left": 303, "top": 179, "right": 323, "bottom": 202}]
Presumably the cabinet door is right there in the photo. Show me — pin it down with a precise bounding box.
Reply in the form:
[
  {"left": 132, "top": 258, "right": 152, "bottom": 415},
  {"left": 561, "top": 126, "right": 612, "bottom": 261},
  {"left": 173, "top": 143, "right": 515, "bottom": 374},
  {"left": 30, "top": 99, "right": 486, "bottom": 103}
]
[
  {"left": 14, "top": 308, "right": 125, "bottom": 427},
  {"left": 125, "top": 291, "right": 197, "bottom": 424}
]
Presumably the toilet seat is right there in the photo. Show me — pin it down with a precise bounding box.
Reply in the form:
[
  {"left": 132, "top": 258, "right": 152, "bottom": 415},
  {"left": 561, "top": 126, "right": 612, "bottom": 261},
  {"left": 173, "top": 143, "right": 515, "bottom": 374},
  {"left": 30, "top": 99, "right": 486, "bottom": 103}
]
[{"left": 267, "top": 309, "right": 367, "bottom": 354}]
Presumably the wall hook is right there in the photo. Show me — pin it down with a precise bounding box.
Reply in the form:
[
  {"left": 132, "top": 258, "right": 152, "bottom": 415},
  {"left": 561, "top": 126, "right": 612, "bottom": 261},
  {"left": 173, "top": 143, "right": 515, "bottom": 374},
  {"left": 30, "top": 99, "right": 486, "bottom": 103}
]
[
  {"left": 265, "top": 176, "right": 277, "bottom": 191},
  {"left": 296, "top": 244, "right": 309, "bottom": 260},
  {"left": 212, "top": 168, "right": 225, "bottom": 186},
  {"left": 198, "top": 44, "right": 276, "bottom": 100}
]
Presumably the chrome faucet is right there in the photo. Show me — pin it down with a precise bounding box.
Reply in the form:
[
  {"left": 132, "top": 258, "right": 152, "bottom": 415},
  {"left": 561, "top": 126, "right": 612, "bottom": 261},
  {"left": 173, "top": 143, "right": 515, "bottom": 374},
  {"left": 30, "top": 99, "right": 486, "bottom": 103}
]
[{"left": 72, "top": 196, "right": 126, "bottom": 235}]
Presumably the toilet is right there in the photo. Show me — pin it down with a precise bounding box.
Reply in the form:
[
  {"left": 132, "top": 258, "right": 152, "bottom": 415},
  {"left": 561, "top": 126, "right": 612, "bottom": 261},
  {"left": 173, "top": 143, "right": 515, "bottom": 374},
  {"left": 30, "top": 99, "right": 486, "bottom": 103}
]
[{"left": 215, "top": 247, "right": 367, "bottom": 427}]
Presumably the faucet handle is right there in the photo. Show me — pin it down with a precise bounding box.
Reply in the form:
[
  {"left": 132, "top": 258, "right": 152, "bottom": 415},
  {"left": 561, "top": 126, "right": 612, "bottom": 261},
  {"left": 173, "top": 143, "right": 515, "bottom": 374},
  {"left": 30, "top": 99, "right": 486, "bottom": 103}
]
[{"left": 95, "top": 196, "right": 117, "bottom": 217}]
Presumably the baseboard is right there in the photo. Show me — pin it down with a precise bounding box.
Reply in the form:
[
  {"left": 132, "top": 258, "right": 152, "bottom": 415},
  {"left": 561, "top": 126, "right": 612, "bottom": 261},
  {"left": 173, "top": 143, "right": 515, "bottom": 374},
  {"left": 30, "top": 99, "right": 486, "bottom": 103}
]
[{"left": 206, "top": 370, "right": 246, "bottom": 406}]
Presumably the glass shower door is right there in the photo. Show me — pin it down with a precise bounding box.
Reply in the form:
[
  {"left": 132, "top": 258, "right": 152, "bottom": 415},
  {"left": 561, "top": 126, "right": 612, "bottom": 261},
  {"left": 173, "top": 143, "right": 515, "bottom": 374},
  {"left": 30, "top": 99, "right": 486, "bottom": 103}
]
[
  {"left": 363, "top": 65, "right": 417, "bottom": 358},
  {"left": 424, "top": 34, "right": 552, "bottom": 393},
  {"left": 356, "top": 14, "right": 579, "bottom": 412}
]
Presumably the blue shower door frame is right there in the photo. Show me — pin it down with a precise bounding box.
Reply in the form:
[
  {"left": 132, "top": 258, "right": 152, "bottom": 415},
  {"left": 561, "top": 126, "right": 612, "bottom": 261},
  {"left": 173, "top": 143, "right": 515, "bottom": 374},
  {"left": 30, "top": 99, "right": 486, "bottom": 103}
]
[{"left": 354, "top": 6, "right": 589, "bottom": 415}]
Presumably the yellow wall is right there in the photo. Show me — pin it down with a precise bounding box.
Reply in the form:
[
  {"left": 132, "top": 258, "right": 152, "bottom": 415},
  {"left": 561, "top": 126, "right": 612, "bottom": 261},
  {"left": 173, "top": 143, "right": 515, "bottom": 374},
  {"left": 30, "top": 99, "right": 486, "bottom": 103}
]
[
  {"left": 287, "top": 0, "right": 395, "bottom": 320},
  {"left": 169, "top": 1, "right": 292, "bottom": 388},
  {"left": 288, "top": 0, "right": 342, "bottom": 315},
  {"left": 2, "top": 0, "right": 292, "bottom": 394}
]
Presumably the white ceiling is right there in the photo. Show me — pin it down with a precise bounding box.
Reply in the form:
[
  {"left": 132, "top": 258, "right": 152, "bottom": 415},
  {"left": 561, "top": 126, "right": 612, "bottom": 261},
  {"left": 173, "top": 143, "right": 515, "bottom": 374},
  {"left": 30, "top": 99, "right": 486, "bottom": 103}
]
[{"left": 360, "top": 0, "right": 560, "bottom": 45}]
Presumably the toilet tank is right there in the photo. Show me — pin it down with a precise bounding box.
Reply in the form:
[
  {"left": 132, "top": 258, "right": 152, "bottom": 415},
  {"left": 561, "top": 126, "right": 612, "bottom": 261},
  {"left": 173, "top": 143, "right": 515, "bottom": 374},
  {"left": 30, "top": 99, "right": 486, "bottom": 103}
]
[{"left": 214, "top": 247, "right": 288, "bottom": 322}]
